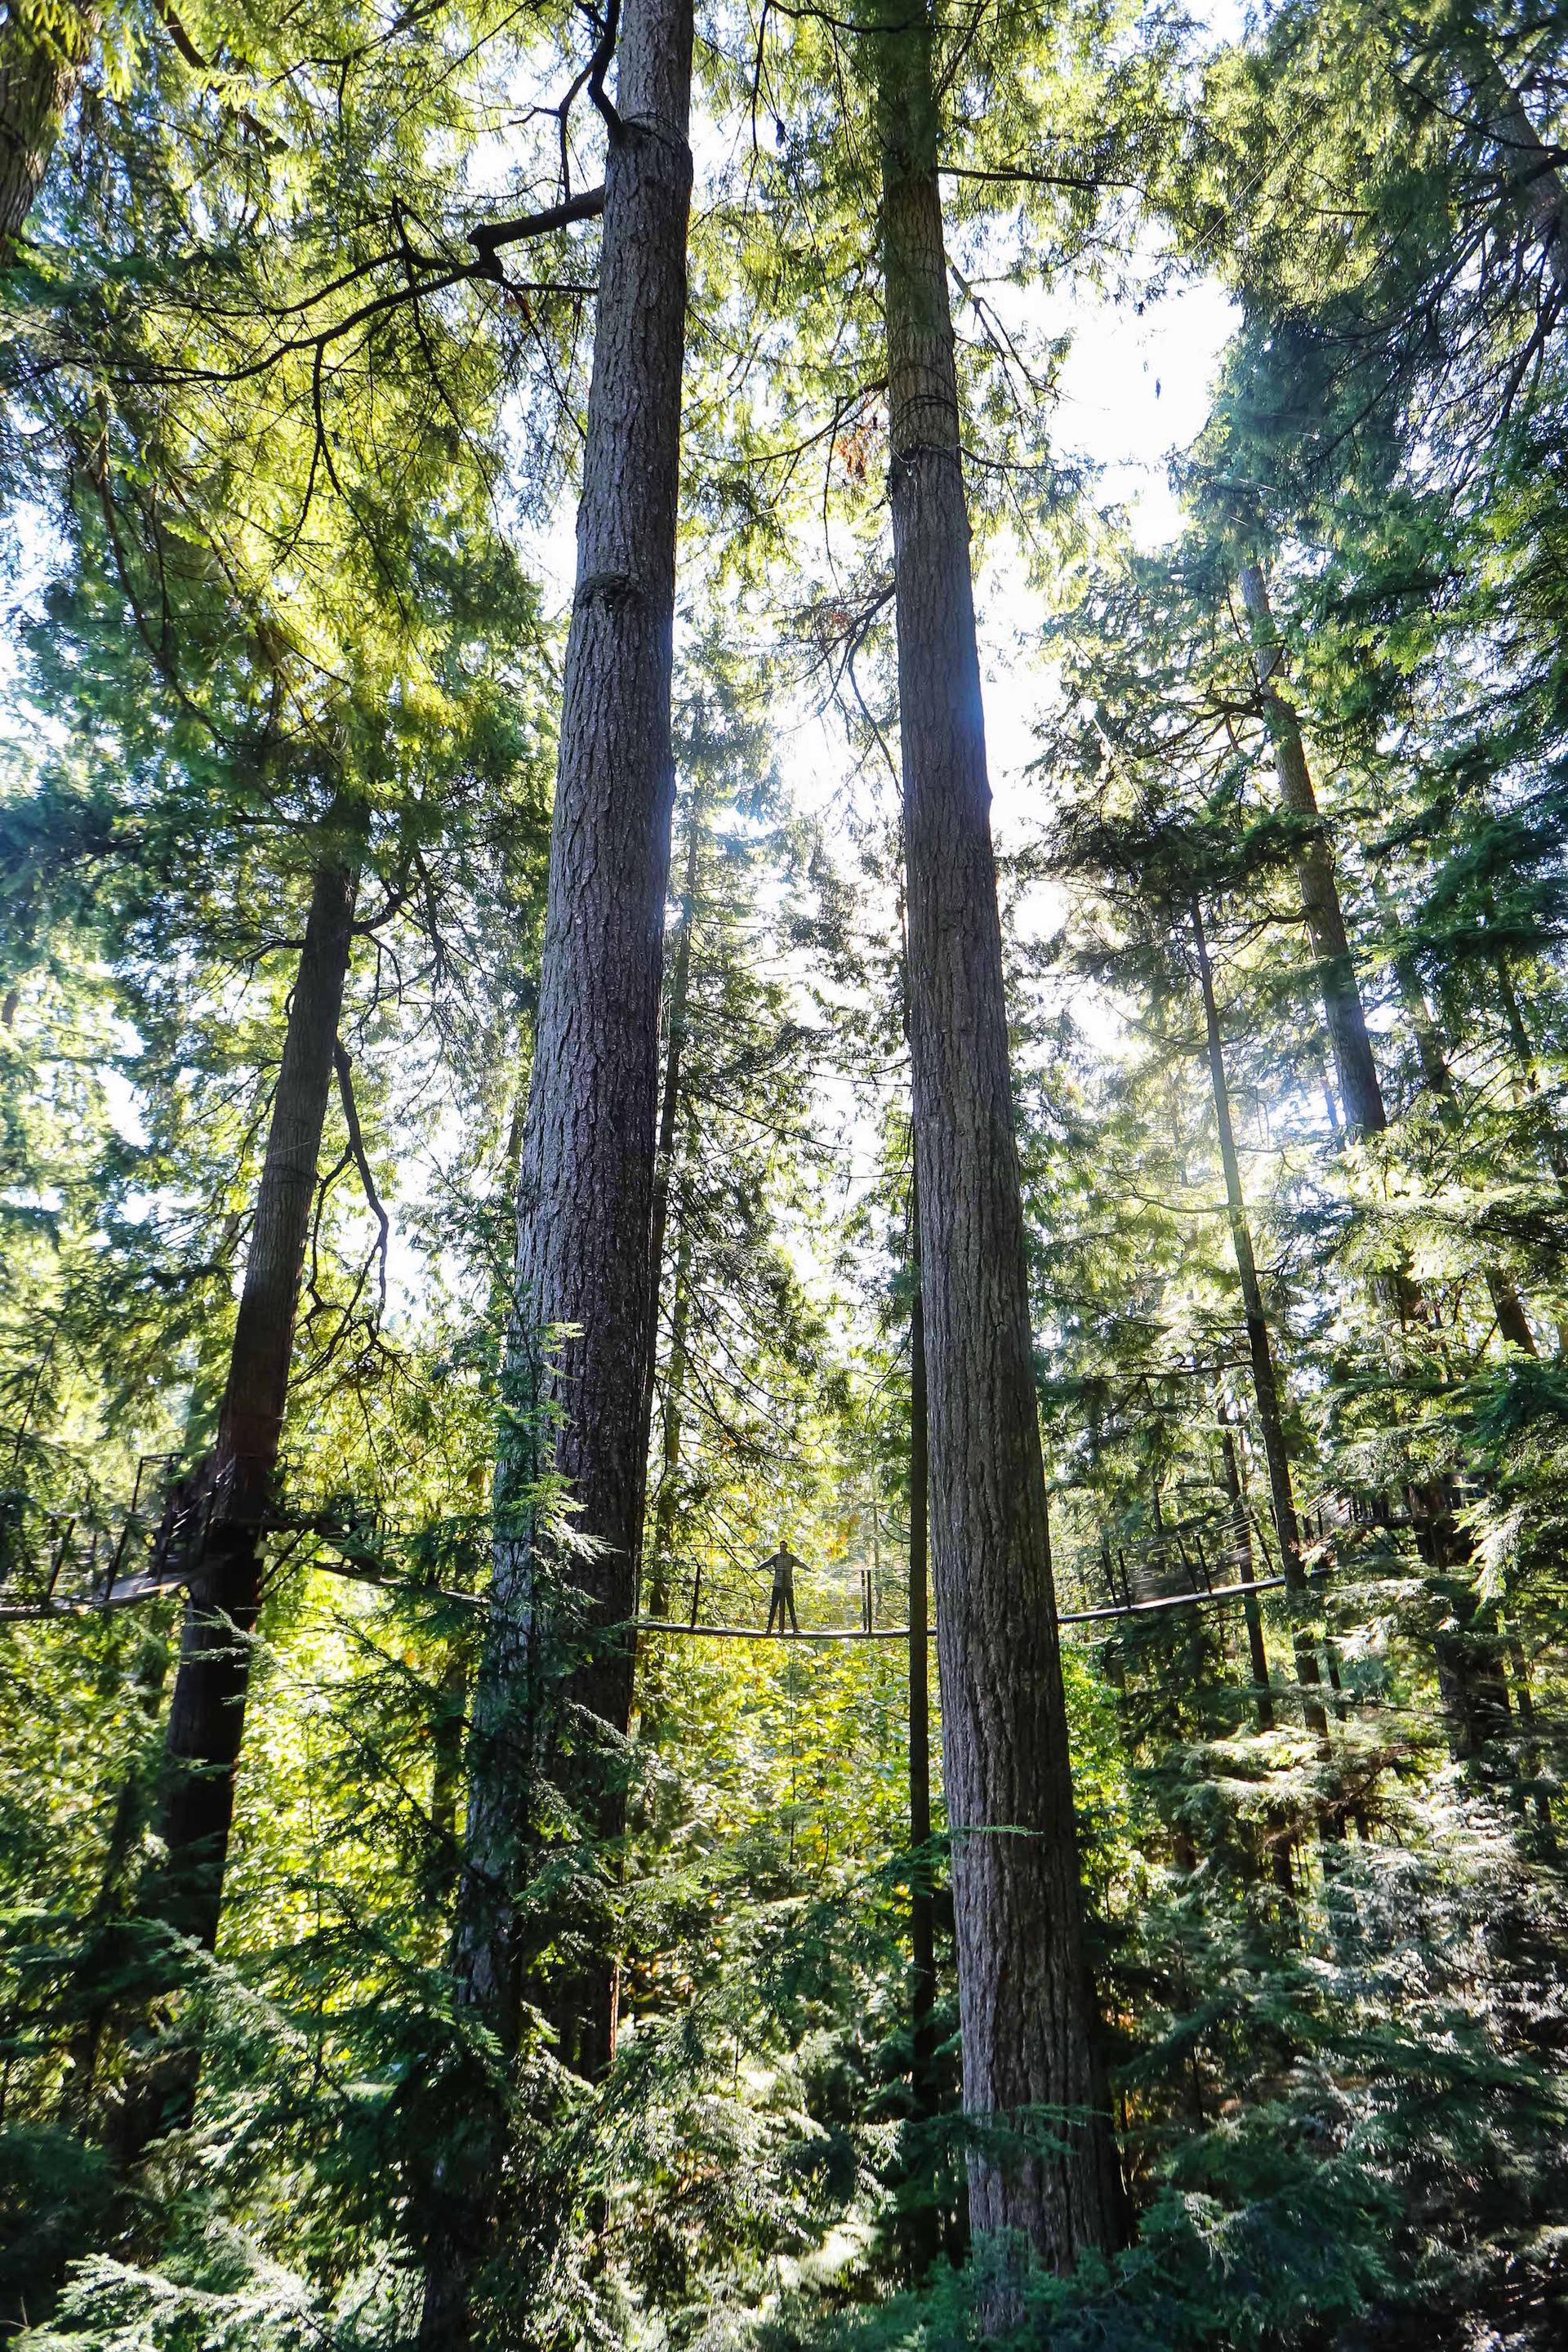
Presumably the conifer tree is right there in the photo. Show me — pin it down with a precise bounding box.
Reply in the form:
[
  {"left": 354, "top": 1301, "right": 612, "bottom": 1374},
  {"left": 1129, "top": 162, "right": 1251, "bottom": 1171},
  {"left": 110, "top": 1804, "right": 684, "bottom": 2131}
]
[{"left": 871, "top": 0, "right": 1124, "bottom": 2268}]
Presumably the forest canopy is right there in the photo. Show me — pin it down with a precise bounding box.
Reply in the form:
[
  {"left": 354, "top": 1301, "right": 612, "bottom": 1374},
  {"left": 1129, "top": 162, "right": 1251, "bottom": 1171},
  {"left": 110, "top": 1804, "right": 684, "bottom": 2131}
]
[{"left": 2, "top": 0, "right": 1568, "bottom": 2345}]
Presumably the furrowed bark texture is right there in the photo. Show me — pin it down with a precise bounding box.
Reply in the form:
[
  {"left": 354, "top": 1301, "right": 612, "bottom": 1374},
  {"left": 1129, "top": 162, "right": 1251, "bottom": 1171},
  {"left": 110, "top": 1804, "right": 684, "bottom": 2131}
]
[
  {"left": 418, "top": 36, "right": 692, "bottom": 2329},
  {"left": 0, "top": 1, "right": 94, "bottom": 263},
  {"left": 1190, "top": 898, "right": 1330, "bottom": 1745},
  {"left": 453, "top": 0, "right": 693, "bottom": 2070},
  {"left": 879, "top": 18, "right": 1123, "bottom": 2267},
  {"left": 120, "top": 840, "right": 358, "bottom": 2155}
]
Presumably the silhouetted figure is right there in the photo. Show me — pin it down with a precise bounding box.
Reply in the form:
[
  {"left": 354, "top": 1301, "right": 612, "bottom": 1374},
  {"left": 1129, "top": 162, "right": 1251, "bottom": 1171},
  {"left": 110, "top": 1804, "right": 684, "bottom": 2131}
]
[{"left": 761, "top": 1542, "right": 804, "bottom": 1635}]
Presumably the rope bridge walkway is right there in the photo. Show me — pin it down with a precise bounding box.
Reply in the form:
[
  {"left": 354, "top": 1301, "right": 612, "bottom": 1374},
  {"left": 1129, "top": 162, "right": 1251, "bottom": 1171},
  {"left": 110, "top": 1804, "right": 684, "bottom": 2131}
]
[{"left": 0, "top": 1458, "right": 1317, "bottom": 1636}]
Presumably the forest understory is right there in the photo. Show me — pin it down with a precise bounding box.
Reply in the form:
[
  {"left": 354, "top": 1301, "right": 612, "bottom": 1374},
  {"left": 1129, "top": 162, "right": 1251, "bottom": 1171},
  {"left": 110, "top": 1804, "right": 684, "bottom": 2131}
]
[{"left": 4, "top": 0, "right": 1568, "bottom": 2346}]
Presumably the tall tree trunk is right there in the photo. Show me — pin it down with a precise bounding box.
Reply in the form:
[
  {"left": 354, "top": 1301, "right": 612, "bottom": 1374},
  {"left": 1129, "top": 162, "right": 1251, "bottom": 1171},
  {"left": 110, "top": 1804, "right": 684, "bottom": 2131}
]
[
  {"left": 639, "top": 802, "right": 702, "bottom": 1471},
  {"left": 1218, "top": 1411, "right": 1274, "bottom": 1733},
  {"left": 1190, "top": 898, "right": 1330, "bottom": 1745},
  {"left": 646, "top": 1205, "right": 692, "bottom": 1624},
  {"left": 876, "top": 7, "right": 1123, "bottom": 2269},
  {"left": 0, "top": 0, "right": 95, "bottom": 265},
  {"left": 1238, "top": 568, "right": 1513, "bottom": 1747},
  {"left": 1240, "top": 564, "right": 1536, "bottom": 1339},
  {"left": 904, "top": 1179, "right": 938, "bottom": 2274},
  {"left": 57, "top": 1632, "right": 171, "bottom": 2128},
  {"left": 118, "top": 827, "right": 360, "bottom": 2157},
  {"left": 1237, "top": 560, "right": 1391, "bottom": 1140},
  {"left": 418, "top": 12, "right": 693, "bottom": 2341}
]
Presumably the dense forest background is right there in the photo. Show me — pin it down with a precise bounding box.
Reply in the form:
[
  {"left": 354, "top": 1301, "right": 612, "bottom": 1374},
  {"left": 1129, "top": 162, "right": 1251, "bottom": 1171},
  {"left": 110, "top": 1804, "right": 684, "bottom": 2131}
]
[{"left": 3, "top": 0, "right": 1568, "bottom": 2345}]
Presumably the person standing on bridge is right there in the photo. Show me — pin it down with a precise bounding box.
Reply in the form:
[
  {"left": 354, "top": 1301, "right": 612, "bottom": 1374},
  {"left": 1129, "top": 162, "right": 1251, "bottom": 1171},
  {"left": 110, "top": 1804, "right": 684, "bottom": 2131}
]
[{"left": 760, "top": 1540, "right": 804, "bottom": 1635}]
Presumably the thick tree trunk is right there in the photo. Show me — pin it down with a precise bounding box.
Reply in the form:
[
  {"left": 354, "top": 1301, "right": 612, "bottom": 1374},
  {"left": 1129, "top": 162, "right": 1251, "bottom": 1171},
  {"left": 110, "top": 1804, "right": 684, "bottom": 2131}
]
[
  {"left": 118, "top": 832, "right": 359, "bottom": 2156},
  {"left": 454, "top": 0, "right": 693, "bottom": 2069},
  {"left": 1190, "top": 899, "right": 1330, "bottom": 1745},
  {"left": 0, "top": 0, "right": 95, "bottom": 264},
  {"left": 418, "top": 15, "right": 693, "bottom": 2341},
  {"left": 877, "top": 11, "right": 1123, "bottom": 2270}
]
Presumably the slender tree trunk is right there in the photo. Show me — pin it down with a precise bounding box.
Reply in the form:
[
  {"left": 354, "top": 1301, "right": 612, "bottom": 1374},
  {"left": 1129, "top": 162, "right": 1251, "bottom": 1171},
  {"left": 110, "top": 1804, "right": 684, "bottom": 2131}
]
[
  {"left": 1237, "top": 560, "right": 1389, "bottom": 1139},
  {"left": 57, "top": 1633, "right": 171, "bottom": 2127},
  {"left": 646, "top": 1206, "right": 692, "bottom": 1623},
  {"left": 1241, "top": 564, "right": 1536, "bottom": 1352},
  {"left": 0, "top": 1, "right": 95, "bottom": 265},
  {"left": 1218, "top": 1414, "right": 1274, "bottom": 1733},
  {"left": 419, "top": 14, "right": 693, "bottom": 2341},
  {"left": 876, "top": 8, "right": 1122, "bottom": 2269},
  {"left": 1236, "top": 574, "right": 1513, "bottom": 1749},
  {"left": 426, "top": 1650, "right": 470, "bottom": 1904},
  {"left": 639, "top": 804, "right": 702, "bottom": 1470},
  {"left": 118, "top": 829, "right": 360, "bottom": 2158},
  {"left": 906, "top": 1184, "right": 938, "bottom": 2169},
  {"left": 1190, "top": 898, "right": 1330, "bottom": 1745}
]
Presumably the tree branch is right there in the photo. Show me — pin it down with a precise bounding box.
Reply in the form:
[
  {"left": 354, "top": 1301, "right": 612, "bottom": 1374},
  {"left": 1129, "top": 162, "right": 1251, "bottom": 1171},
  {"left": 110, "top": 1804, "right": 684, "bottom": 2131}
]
[{"left": 334, "top": 1040, "right": 391, "bottom": 1317}]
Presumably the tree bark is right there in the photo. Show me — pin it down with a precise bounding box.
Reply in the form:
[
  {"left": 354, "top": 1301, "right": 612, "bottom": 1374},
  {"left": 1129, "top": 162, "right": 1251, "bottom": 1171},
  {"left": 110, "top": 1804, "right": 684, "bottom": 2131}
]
[
  {"left": 877, "top": 9, "right": 1123, "bottom": 2269},
  {"left": 1190, "top": 898, "right": 1330, "bottom": 1744},
  {"left": 1236, "top": 571, "right": 1515, "bottom": 1746},
  {"left": 646, "top": 1203, "right": 692, "bottom": 1624},
  {"left": 455, "top": 0, "right": 693, "bottom": 2069},
  {"left": 1218, "top": 1412, "right": 1274, "bottom": 1733},
  {"left": 906, "top": 1183, "right": 938, "bottom": 2265},
  {"left": 1472, "top": 53, "right": 1568, "bottom": 301},
  {"left": 639, "top": 800, "right": 702, "bottom": 1490},
  {"left": 0, "top": 1, "right": 95, "bottom": 265},
  {"left": 1237, "top": 561, "right": 1392, "bottom": 1139},
  {"left": 118, "top": 828, "right": 359, "bottom": 2157},
  {"left": 418, "top": 14, "right": 693, "bottom": 2340}
]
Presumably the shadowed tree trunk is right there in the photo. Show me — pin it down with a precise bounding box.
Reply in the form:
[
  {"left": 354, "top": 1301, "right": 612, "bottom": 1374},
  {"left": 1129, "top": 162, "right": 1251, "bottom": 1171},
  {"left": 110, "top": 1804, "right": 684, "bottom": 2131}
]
[
  {"left": 646, "top": 1203, "right": 692, "bottom": 1624},
  {"left": 1237, "top": 560, "right": 1390, "bottom": 1140},
  {"left": 417, "top": 8, "right": 693, "bottom": 2341},
  {"left": 0, "top": 0, "right": 95, "bottom": 264},
  {"left": 639, "top": 801, "right": 702, "bottom": 1473},
  {"left": 875, "top": 4, "right": 1123, "bottom": 2270},
  {"left": 1218, "top": 1410, "right": 1274, "bottom": 1734},
  {"left": 118, "top": 820, "right": 361, "bottom": 2158},
  {"left": 1474, "top": 51, "right": 1568, "bottom": 300},
  {"left": 904, "top": 1178, "right": 938, "bottom": 2270},
  {"left": 1241, "top": 559, "right": 1538, "bottom": 1362},
  {"left": 1237, "top": 563, "right": 1514, "bottom": 1752},
  {"left": 1189, "top": 897, "right": 1329, "bottom": 1746}
]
